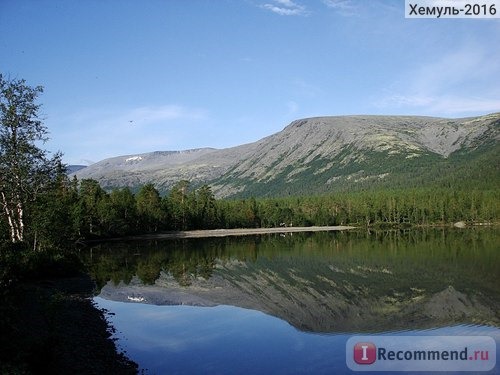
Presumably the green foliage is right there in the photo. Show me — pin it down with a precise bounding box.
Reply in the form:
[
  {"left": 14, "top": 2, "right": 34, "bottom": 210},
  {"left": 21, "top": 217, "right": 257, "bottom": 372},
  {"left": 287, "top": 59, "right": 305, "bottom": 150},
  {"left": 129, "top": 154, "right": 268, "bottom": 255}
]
[
  {"left": 0, "top": 74, "right": 63, "bottom": 244},
  {"left": 191, "top": 185, "right": 219, "bottom": 229},
  {"left": 28, "top": 173, "right": 79, "bottom": 250},
  {"left": 2, "top": 172, "right": 498, "bottom": 253},
  {"left": 136, "top": 183, "right": 164, "bottom": 232},
  {"left": 108, "top": 188, "right": 138, "bottom": 235},
  {"left": 166, "top": 180, "right": 192, "bottom": 230},
  {"left": 2, "top": 161, "right": 498, "bottom": 254}
]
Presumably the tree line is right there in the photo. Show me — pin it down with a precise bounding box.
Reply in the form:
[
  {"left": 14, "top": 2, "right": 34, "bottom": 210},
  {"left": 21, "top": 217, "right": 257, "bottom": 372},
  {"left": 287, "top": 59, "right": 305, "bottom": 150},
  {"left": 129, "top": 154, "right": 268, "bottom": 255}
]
[
  {"left": 4, "top": 169, "right": 499, "bottom": 252},
  {"left": 7, "top": 173, "right": 497, "bottom": 249}
]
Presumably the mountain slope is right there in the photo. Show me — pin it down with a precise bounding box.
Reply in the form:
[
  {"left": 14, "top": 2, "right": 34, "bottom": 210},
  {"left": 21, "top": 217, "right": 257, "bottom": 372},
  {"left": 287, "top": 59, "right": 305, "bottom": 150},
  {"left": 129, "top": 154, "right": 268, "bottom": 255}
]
[
  {"left": 73, "top": 113, "right": 500, "bottom": 197},
  {"left": 211, "top": 113, "right": 499, "bottom": 197},
  {"left": 73, "top": 143, "right": 266, "bottom": 193}
]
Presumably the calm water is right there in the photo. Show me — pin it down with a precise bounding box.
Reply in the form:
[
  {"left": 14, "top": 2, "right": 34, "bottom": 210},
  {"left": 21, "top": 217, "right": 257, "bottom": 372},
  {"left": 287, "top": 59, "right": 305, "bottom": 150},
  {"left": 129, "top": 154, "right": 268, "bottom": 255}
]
[{"left": 87, "top": 228, "right": 500, "bottom": 374}]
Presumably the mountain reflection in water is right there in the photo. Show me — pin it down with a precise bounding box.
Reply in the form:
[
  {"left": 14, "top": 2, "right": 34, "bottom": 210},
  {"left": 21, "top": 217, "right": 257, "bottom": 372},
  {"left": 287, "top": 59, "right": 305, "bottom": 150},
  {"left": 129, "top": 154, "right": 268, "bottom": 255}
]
[
  {"left": 89, "top": 229, "right": 500, "bottom": 374},
  {"left": 88, "top": 229, "right": 500, "bottom": 333}
]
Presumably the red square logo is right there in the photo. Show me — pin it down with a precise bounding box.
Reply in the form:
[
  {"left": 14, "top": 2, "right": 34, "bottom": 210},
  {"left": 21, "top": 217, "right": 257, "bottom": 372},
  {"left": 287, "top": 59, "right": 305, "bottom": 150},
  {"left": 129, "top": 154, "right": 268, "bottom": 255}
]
[{"left": 354, "top": 342, "right": 377, "bottom": 365}]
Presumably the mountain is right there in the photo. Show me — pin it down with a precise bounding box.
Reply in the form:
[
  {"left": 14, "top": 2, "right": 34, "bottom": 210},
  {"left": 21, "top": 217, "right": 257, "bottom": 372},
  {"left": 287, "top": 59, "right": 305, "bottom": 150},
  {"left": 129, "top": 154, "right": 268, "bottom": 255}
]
[
  {"left": 66, "top": 165, "right": 87, "bottom": 174},
  {"left": 73, "top": 113, "right": 500, "bottom": 197},
  {"left": 72, "top": 145, "right": 260, "bottom": 194}
]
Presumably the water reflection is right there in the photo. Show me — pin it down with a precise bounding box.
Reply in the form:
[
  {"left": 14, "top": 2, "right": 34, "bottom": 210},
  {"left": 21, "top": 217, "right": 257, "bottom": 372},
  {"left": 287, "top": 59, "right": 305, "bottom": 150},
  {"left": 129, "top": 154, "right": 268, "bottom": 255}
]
[
  {"left": 94, "top": 298, "right": 351, "bottom": 374},
  {"left": 93, "top": 299, "right": 500, "bottom": 375},
  {"left": 87, "top": 229, "right": 500, "bottom": 333}
]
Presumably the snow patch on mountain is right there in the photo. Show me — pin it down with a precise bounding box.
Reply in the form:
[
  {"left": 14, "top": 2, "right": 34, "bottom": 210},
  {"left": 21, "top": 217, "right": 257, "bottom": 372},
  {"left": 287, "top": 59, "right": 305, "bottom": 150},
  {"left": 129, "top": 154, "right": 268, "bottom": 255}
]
[{"left": 125, "top": 156, "right": 143, "bottom": 162}]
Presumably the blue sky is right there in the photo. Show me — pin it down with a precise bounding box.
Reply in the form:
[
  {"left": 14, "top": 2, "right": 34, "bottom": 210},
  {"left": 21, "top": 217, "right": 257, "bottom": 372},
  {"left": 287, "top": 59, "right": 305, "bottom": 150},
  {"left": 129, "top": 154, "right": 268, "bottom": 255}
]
[{"left": 1, "top": 0, "right": 499, "bottom": 165}]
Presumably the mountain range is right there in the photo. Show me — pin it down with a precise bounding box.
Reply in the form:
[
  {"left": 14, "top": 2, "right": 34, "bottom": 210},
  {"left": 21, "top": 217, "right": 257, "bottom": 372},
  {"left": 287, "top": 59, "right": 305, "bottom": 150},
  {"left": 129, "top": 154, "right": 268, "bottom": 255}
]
[{"left": 73, "top": 113, "right": 500, "bottom": 197}]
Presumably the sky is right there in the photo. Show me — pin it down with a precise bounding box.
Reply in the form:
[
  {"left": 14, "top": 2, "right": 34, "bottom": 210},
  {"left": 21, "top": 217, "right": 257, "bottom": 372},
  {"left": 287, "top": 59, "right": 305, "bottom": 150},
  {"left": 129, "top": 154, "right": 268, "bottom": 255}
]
[{"left": 1, "top": 0, "right": 499, "bottom": 165}]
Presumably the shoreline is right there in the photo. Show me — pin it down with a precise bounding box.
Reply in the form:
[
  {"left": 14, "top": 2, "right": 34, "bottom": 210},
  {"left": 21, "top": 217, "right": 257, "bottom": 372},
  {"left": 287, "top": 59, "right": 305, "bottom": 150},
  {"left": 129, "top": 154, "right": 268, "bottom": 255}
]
[
  {"left": 104, "top": 225, "right": 357, "bottom": 241},
  {"left": 0, "top": 275, "right": 138, "bottom": 374},
  {"left": 85, "top": 222, "right": 500, "bottom": 243}
]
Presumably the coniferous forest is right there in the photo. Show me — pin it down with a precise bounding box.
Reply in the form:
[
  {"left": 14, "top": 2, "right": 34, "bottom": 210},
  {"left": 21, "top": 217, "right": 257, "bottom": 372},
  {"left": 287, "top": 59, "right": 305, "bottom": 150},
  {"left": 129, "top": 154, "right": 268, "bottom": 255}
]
[{"left": 3, "top": 175, "right": 498, "bottom": 250}]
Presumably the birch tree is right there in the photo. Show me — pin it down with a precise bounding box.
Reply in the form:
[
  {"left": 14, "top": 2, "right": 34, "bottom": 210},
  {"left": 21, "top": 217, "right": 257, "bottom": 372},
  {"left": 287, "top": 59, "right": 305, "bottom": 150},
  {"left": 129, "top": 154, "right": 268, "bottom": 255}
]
[{"left": 0, "top": 74, "right": 62, "bottom": 244}]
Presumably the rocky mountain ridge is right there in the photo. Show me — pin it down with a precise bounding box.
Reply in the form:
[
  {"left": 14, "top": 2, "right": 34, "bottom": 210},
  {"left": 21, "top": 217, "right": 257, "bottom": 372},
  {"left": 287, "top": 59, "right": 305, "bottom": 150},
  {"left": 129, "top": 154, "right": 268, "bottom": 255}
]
[{"left": 73, "top": 112, "right": 500, "bottom": 197}]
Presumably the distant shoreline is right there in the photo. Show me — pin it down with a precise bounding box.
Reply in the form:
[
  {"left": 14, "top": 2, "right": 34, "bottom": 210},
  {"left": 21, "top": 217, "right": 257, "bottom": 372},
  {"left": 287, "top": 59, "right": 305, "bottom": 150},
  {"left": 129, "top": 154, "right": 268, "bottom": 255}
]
[
  {"left": 84, "top": 223, "right": 500, "bottom": 244},
  {"left": 101, "top": 225, "right": 356, "bottom": 241}
]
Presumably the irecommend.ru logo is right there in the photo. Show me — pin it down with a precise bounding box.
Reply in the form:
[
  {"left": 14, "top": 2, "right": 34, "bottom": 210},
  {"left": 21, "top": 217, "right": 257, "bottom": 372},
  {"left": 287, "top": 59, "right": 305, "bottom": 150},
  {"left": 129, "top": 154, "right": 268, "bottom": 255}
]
[{"left": 346, "top": 336, "right": 496, "bottom": 372}]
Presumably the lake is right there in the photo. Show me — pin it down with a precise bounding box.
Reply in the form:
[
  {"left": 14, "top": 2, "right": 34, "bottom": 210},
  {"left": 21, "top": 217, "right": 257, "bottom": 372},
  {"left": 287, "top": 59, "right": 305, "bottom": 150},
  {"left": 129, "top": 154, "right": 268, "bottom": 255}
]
[{"left": 86, "top": 228, "right": 500, "bottom": 374}]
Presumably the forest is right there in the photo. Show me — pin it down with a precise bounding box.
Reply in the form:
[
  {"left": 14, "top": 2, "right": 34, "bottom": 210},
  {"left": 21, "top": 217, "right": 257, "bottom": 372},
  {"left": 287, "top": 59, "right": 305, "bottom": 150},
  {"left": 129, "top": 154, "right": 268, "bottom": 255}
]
[{"left": 2, "top": 174, "right": 498, "bottom": 251}]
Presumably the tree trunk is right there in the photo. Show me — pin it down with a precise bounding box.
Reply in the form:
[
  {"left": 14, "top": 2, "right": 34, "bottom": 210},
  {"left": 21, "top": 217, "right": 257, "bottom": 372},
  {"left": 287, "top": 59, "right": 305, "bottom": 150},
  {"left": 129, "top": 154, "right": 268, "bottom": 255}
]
[{"left": 1, "top": 190, "right": 24, "bottom": 243}]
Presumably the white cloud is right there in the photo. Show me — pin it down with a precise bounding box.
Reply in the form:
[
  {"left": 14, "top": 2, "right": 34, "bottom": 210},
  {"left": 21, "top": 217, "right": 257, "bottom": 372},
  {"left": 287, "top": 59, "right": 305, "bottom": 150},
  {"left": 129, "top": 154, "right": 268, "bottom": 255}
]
[
  {"left": 322, "top": 0, "right": 399, "bottom": 17},
  {"left": 374, "top": 44, "right": 500, "bottom": 116},
  {"left": 410, "top": 47, "right": 492, "bottom": 95},
  {"left": 322, "top": 0, "right": 357, "bottom": 15},
  {"left": 126, "top": 105, "right": 206, "bottom": 126},
  {"left": 377, "top": 94, "right": 500, "bottom": 116},
  {"left": 261, "top": 0, "right": 308, "bottom": 16},
  {"left": 323, "top": 0, "right": 354, "bottom": 10},
  {"left": 275, "top": 0, "right": 298, "bottom": 6},
  {"left": 426, "top": 97, "right": 500, "bottom": 115}
]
